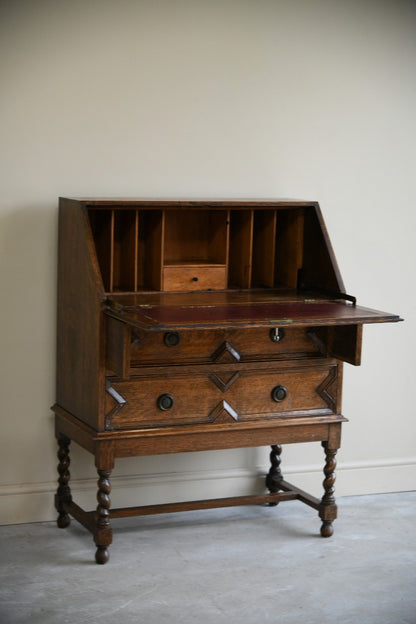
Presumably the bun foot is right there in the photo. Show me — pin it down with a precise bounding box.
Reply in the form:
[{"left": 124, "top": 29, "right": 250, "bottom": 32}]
[
  {"left": 57, "top": 513, "right": 71, "bottom": 529},
  {"left": 320, "top": 521, "right": 334, "bottom": 538},
  {"left": 95, "top": 546, "right": 109, "bottom": 565}
]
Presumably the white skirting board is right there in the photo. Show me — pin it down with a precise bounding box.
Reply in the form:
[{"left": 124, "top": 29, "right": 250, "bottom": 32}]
[{"left": 1, "top": 458, "right": 415, "bottom": 525}]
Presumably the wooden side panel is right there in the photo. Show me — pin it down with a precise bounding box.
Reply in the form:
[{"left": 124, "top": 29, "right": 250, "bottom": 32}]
[
  {"left": 106, "top": 317, "right": 131, "bottom": 378},
  {"left": 328, "top": 325, "right": 362, "bottom": 366},
  {"left": 56, "top": 199, "right": 106, "bottom": 429},
  {"left": 301, "top": 204, "right": 345, "bottom": 293},
  {"left": 307, "top": 325, "right": 362, "bottom": 366}
]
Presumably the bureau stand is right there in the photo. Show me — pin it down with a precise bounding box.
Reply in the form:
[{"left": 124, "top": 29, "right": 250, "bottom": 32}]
[{"left": 53, "top": 198, "right": 401, "bottom": 563}]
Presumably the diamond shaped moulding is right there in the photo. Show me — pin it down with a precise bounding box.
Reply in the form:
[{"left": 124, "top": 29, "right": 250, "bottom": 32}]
[
  {"left": 316, "top": 366, "right": 338, "bottom": 412},
  {"left": 211, "top": 341, "right": 241, "bottom": 364},
  {"left": 209, "top": 400, "right": 239, "bottom": 423},
  {"left": 105, "top": 381, "right": 127, "bottom": 430},
  {"left": 209, "top": 371, "right": 240, "bottom": 392}
]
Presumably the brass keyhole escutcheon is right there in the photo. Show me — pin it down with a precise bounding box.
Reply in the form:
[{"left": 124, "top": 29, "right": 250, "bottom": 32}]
[{"left": 270, "top": 328, "right": 285, "bottom": 343}]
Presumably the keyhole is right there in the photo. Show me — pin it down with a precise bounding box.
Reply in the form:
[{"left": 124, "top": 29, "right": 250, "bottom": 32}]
[{"left": 270, "top": 328, "right": 285, "bottom": 343}]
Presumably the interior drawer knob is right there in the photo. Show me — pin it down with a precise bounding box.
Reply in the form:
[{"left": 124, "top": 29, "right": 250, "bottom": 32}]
[
  {"left": 271, "top": 385, "right": 287, "bottom": 402},
  {"left": 157, "top": 393, "right": 174, "bottom": 411},
  {"left": 164, "top": 331, "right": 180, "bottom": 347}
]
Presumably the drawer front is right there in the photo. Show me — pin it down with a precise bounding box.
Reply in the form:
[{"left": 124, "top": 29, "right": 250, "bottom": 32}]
[
  {"left": 129, "top": 327, "right": 320, "bottom": 367},
  {"left": 162, "top": 265, "right": 227, "bottom": 292},
  {"left": 105, "top": 363, "right": 339, "bottom": 430}
]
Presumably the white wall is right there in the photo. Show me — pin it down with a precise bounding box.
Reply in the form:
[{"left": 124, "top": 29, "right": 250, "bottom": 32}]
[{"left": 1, "top": 0, "right": 415, "bottom": 524}]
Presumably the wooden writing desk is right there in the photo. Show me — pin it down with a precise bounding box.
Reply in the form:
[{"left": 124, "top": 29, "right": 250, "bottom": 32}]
[{"left": 53, "top": 199, "right": 401, "bottom": 563}]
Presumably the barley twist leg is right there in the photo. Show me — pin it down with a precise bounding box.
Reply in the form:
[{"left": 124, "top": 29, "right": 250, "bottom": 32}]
[
  {"left": 319, "top": 442, "right": 338, "bottom": 537},
  {"left": 265, "top": 444, "right": 283, "bottom": 506},
  {"left": 55, "top": 435, "right": 72, "bottom": 528},
  {"left": 94, "top": 469, "right": 112, "bottom": 564}
]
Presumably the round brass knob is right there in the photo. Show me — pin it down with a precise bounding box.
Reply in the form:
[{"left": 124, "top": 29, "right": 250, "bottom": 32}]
[
  {"left": 157, "top": 393, "right": 174, "bottom": 411},
  {"left": 164, "top": 331, "right": 180, "bottom": 347},
  {"left": 271, "top": 385, "right": 287, "bottom": 402}
]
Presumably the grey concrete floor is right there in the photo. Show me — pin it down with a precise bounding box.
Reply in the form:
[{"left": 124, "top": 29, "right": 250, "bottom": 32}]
[{"left": 1, "top": 492, "right": 415, "bottom": 624}]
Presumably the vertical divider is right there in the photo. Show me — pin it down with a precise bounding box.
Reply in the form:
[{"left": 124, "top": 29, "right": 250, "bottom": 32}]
[
  {"left": 228, "top": 209, "right": 254, "bottom": 289},
  {"left": 159, "top": 210, "right": 165, "bottom": 290},
  {"left": 87, "top": 208, "right": 114, "bottom": 292},
  {"left": 133, "top": 210, "right": 139, "bottom": 292},
  {"left": 225, "top": 210, "right": 231, "bottom": 286},
  {"left": 275, "top": 208, "right": 304, "bottom": 288},
  {"left": 113, "top": 209, "right": 138, "bottom": 292},
  {"left": 140, "top": 209, "right": 164, "bottom": 290},
  {"left": 251, "top": 210, "right": 276, "bottom": 288},
  {"left": 109, "top": 210, "right": 115, "bottom": 292},
  {"left": 137, "top": 209, "right": 144, "bottom": 290}
]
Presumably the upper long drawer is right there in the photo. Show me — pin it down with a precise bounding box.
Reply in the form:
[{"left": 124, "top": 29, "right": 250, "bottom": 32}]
[{"left": 106, "top": 319, "right": 322, "bottom": 374}]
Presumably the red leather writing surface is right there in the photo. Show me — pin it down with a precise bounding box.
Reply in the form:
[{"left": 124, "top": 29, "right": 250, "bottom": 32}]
[{"left": 125, "top": 301, "right": 398, "bottom": 327}]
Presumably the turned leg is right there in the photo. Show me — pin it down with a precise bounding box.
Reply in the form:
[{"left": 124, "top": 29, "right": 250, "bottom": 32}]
[
  {"left": 265, "top": 444, "right": 283, "bottom": 505},
  {"left": 319, "top": 441, "right": 338, "bottom": 537},
  {"left": 55, "top": 434, "right": 72, "bottom": 528},
  {"left": 94, "top": 469, "right": 113, "bottom": 564}
]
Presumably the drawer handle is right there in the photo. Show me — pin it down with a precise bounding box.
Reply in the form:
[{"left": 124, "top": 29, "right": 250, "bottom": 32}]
[
  {"left": 157, "top": 393, "right": 174, "bottom": 411},
  {"left": 164, "top": 331, "right": 180, "bottom": 347},
  {"left": 270, "top": 328, "right": 285, "bottom": 343},
  {"left": 271, "top": 385, "right": 287, "bottom": 402}
]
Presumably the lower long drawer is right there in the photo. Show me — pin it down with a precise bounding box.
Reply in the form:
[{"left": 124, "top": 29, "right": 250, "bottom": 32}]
[{"left": 104, "top": 361, "right": 340, "bottom": 430}]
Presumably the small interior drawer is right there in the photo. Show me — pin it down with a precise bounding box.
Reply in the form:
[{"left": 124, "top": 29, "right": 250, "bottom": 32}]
[{"left": 162, "top": 265, "right": 227, "bottom": 292}]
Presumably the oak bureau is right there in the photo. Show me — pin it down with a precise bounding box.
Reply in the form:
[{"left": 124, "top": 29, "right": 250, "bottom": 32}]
[{"left": 53, "top": 198, "right": 401, "bottom": 563}]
